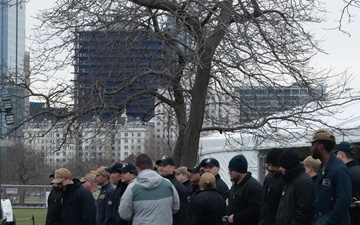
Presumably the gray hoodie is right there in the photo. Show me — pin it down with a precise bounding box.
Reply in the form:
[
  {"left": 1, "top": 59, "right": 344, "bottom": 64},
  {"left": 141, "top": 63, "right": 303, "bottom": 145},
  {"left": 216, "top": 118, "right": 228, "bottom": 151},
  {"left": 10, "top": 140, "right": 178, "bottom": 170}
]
[{"left": 119, "top": 169, "right": 180, "bottom": 225}]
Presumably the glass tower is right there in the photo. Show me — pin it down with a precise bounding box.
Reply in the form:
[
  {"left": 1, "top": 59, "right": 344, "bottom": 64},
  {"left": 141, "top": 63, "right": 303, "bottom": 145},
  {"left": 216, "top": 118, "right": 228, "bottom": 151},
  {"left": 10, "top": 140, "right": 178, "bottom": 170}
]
[{"left": 0, "top": 0, "right": 26, "bottom": 137}]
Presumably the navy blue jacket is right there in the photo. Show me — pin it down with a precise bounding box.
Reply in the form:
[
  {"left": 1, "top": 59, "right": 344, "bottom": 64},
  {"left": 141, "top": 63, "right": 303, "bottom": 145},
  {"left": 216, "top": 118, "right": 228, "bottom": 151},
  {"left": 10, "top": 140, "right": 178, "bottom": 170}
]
[
  {"left": 187, "top": 188, "right": 226, "bottom": 225},
  {"left": 259, "top": 172, "right": 284, "bottom": 225},
  {"left": 96, "top": 182, "right": 115, "bottom": 225},
  {"left": 313, "top": 153, "right": 352, "bottom": 225},
  {"left": 346, "top": 160, "right": 360, "bottom": 225},
  {"left": 61, "top": 179, "right": 96, "bottom": 225},
  {"left": 227, "top": 172, "right": 262, "bottom": 225}
]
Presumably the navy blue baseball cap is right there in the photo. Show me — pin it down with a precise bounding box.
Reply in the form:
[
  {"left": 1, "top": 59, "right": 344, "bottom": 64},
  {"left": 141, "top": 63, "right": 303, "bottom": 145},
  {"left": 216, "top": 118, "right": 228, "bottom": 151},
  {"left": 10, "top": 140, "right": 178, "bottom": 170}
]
[
  {"left": 187, "top": 165, "right": 200, "bottom": 173},
  {"left": 334, "top": 142, "right": 356, "bottom": 154},
  {"left": 156, "top": 155, "right": 175, "bottom": 166},
  {"left": 119, "top": 163, "right": 137, "bottom": 175},
  {"left": 199, "top": 158, "right": 220, "bottom": 167},
  {"left": 105, "top": 162, "right": 123, "bottom": 173}
]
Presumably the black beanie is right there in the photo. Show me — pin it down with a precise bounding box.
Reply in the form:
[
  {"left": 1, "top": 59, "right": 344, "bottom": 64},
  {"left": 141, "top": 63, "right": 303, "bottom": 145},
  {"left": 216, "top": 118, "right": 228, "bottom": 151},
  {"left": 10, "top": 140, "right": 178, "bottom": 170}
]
[
  {"left": 228, "top": 155, "right": 248, "bottom": 173},
  {"left": 266, "top": 148, "right": 284, "bottom": 166},
  {"left": 278, "top": 150, "right": 300, "bottom": 170}
]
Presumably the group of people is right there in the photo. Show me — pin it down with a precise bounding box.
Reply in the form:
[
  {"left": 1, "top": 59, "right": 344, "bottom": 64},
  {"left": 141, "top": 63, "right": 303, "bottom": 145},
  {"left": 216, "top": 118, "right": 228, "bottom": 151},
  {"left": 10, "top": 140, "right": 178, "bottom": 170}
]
[{"left": 45, "top": 128, "right": 360, "bottom": 225}]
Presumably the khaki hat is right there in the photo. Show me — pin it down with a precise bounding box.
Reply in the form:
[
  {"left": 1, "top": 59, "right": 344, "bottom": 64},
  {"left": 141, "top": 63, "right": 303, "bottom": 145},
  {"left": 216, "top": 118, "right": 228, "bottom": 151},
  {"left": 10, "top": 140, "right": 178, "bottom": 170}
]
[
  {"left": 302, "top": 156, "right": 321, "bottom": 172},
  {"left": 80, "top": 172, "right": 96, "bottom": 183},
  {"left": 175, "top": 166, "right": 190, "bottom": 176},
  {"left": 91, "top": 166, "right": 110, "bottom": 178},
  {"left": 306, "top": 128, "right": 336, "bottom": 143},
  {"left": 51, "top": 168, "right": 71, "bottom": 184}
]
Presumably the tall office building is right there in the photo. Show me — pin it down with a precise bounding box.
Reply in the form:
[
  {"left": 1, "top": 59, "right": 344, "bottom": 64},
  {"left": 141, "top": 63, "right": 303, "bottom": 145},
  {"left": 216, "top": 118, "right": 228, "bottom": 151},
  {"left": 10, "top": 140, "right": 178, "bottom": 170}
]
[
  {"left": 73, "top": 30, "right": 168, "bottom": 122},
  {"left": 0, "top": 0, "right": 26, "bottom": 138}
]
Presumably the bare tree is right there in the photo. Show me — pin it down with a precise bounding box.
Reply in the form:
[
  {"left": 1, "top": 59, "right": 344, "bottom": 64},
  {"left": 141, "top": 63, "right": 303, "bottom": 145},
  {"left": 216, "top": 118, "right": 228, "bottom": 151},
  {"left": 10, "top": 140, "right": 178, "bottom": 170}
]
[
  {"left": 4, "top": 0, "right": 360, "bottom": 167},
  {"left": 1, "top": 142, "right": 50, "bottom": 185}
]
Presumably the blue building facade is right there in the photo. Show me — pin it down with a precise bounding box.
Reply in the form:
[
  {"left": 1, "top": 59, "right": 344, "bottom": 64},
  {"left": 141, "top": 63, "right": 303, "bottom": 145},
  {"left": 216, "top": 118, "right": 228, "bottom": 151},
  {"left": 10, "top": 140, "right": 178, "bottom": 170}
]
[
  {"left": 73, "top": 30, "right": 167, "bottom": 122},
  {"left": 0, "top": 0, "right": 26, "bottom": 137}
]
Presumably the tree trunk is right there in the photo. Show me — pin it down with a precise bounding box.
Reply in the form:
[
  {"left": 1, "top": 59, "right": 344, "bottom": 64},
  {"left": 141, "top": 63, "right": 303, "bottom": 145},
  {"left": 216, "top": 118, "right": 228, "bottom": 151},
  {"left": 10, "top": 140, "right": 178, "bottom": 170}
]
[{"left": 180, "top": 48, "right": 213, "bottom": 166}]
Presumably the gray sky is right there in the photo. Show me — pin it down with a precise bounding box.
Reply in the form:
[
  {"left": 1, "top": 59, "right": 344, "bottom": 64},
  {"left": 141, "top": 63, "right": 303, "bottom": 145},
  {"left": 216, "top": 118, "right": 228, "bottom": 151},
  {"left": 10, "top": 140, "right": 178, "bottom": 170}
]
[{"left": 25, "top": 1, "right": 360, "bottom": 88}]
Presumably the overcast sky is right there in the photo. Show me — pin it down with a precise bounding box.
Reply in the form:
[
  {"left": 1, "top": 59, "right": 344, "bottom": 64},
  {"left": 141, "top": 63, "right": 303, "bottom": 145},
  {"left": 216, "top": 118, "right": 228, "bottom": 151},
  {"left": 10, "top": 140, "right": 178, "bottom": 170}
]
[{"left": 25, "top": 1, "right": 360, "bottom": 88}]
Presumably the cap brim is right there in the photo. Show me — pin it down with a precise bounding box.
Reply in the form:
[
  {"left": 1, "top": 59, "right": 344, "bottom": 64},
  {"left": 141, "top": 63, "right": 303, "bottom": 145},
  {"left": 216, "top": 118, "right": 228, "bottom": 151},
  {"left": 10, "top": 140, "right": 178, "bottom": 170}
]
[
  {"left": 105, "top": 168, "right": 114, "bottom": 173},
  {"left": 51, "top": 178, "right": 65, "bottom": 184},
  {"left": 155, "top": 160, "right": 168, "bottom": 165}
]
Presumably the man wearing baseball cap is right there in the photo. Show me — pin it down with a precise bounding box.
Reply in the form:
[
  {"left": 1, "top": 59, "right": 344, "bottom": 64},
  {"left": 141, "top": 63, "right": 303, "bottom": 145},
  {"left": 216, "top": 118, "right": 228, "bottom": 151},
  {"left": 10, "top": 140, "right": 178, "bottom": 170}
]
[
  {"left": 156, "top": 155, "right": 189, "bottom": 225},
  {"left": 307, "top": 129, "right": 351, "bottom": 225},
  {"left": 334, "top": 141, "right": 360, "bottom": 225},
  {"left": 187, "top": 165, "right": 201, "bottom": 199},
  {"left": 105, "top": 162, "right": 124, "bottom": 225},
  {"left": 199, "top": 157, "right": 229, "bottom": 198},
  {"left": 302, "top": 156, "right": 321, "bottom": 186},
  {"left": 52, "top": 168, "right": 96, "bottom": 225},
  {"left": 92, "top": 166, "right": 115, "bottom": 225}
]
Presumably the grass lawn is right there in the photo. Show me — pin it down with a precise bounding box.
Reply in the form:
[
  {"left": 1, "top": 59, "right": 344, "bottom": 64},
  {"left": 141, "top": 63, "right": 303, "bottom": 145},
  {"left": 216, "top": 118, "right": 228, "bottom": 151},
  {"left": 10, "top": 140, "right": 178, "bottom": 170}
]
[{"left": 12, "top": 208, "right": 47, "bottom": 225}]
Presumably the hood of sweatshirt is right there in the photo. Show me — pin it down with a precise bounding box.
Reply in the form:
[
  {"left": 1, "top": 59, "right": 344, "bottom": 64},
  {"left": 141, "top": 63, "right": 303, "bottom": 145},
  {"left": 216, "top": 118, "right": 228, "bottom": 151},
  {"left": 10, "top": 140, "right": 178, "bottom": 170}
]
[{"left": 134, "top": 169, "right": 163, "bottom": 189}]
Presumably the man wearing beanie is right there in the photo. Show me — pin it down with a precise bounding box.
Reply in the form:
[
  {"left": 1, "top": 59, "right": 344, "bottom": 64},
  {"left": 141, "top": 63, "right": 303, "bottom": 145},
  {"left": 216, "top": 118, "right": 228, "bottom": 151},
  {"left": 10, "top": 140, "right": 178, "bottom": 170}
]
[
  {"left": 225, "top": 155, "right": 262, "bottom": 225},
  {"left": 259, "top": 148, "right": 284, "bottom": 225},
  {"left": 275, "top": 150, "right": 314, "bottom": 225},
  {"left": 307, "top": 129, "right": 351, "bottom": 225}
]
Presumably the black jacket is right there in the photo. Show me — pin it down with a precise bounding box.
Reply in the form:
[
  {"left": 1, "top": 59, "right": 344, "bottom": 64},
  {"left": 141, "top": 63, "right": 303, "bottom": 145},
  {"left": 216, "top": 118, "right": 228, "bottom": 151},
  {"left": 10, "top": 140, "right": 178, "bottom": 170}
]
[
  {"left": 215, "top": 174, "right": 229, "bottom": 198},
  {"left": 275, "top": 164, "right": 314, "bottom": 225},
  {"left": 259, "top": 172, "right": 284, "bottom": 225},
  {"left": 45, "top": 186, "right": 63, "bottom": 225},
  {"left": 227, "top": 172, "right": 262, "bottom": 225},
  {"left": 346, "top": 160, "right": 360, "bottom": 225},
  {"left": 113, "top": 181, "right": 128, "bottom": 225},
  {"left": 164, "top": 173, "right": 189, "bottom": 225},
  {"left": 187, "top": 188, "right": 226, "bottom": 225},
  {"left": 61, "top": 179, "right": 96, "bottom": 225},
  {"left": 183, "top": 179, "right": 193, "bottom": 196}
]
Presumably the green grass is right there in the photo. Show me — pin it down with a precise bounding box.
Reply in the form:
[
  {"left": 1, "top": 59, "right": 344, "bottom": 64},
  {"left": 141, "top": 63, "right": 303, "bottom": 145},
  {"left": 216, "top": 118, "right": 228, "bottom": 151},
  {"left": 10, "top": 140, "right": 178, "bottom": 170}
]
[{"left": 12, "top": 208, "right": 47, "bottom": 225}]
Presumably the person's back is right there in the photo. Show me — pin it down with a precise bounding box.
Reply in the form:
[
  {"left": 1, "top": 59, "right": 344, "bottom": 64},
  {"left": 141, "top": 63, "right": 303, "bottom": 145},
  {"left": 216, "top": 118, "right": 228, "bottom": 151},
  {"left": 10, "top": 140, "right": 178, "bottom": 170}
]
[
  {"left": 187, "top": 173, "right": 226, "bottom": 225},
  {"left": 62, "top": 179, "right": 97, "bottom": 225},
  {"left": 119, "top": 154, "right": 180, "bottom": 225}
]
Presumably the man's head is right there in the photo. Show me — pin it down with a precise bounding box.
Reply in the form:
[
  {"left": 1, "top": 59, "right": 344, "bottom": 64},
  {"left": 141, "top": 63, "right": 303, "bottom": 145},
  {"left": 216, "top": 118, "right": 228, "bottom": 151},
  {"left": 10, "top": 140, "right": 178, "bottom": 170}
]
[
  {"left": 119, "top": 163, "right": 137, "bottom": 184},
  {"left": 335, "top": 141, "right": 357, "bottom": 163},
  {"left": 175, "top": 166, "right": 190, "bottom": 183},
  {"left": 228, "top": 155, "right": 248, "bottom": 183},
  {"left": 156, "top": 155, "right": 176, "bottom": 176},
  {"left": 307, "top": 128, "right": 336, "bottom": 159},
  {"left": 105, "top": 162, "right": 123, "bottom": 185},
  {"left": 51, "top": 168, "right": 73, "bottom": 190},
  {"left": 188, "top": 165, "right": 201, "bottom": 185},
  {"left": 80, "top": 172, "right": 98, "bottom": 192},
  {"left": 278, "top": 150, "right": 300, "bottom": 174},
  {"left": 265, "top": 148, "right": 284, "bottom": 176},
  {"left": 92, "top": 166, "right": 110, "bottom": 187},
  {"left": 135, "top": 154, "right": 153, "bottom": 171},
  {"left": 302, "top": 156, "right": 321, "bottom": 177},
  {"left": 199, "top": 158, "right": 220, "bottom": 176}
]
